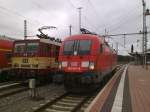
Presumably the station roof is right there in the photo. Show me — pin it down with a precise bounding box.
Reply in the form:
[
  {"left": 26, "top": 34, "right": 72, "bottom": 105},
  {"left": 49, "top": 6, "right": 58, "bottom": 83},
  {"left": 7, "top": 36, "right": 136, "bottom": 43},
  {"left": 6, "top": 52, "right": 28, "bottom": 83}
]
[{"left": 129, "top": 49, "right": 150, "bottom": 57}]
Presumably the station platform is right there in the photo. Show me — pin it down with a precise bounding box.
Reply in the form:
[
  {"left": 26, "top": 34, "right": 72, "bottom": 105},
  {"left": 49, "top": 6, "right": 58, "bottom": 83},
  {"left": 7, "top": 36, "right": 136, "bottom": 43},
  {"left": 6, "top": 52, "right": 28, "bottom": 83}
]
[{"left": 86, "top": 64, "right": 150, "bottom": 112}]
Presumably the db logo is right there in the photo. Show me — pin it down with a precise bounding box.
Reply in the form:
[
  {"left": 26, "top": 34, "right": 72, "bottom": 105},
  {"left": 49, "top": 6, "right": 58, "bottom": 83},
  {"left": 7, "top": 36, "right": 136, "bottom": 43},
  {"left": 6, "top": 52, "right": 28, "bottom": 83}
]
[{"left": 68, "top": 67, "right": 80, "bottom": 70}]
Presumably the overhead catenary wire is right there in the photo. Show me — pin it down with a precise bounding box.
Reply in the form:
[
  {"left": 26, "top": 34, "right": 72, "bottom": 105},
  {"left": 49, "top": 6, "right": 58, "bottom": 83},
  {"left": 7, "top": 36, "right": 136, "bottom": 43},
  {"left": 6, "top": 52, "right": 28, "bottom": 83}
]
[
  {"left": 82, "top": 15, "right": 98, "bottom": 31},
  {"left": 103, "top": 30, "right": 150, "bottom": 54},
  {"left": 107, "top": 36, "right": 132, "bottom": 54},
  {"left": 0, "top": 4, "right": 45, "bottom": 38},
  {"left": 31, "top": 0, "right": 58, "bottom": 19},
  {"left": 101, "top": 31, "right": 150, "bottom": 37},
  {"left": 98, "top": 3, "right": 142, "bottom": 33},
  {"left": 109, "top": 14, "right": 142, "bottom": 33},
  {"left": 67, "top": 0, "right": 149, "bottom": 54},
  {"left": 87, "top": 0, "right": 98, "bottom": 14},
  {"left": 67, "top": 0, "right": 77, "bottom": 8},
  {"left": 72, "top": 1, "right": 148, "bottom": 54},
  {"left": 70, "top": 0, "right": 143, "bottom": 37},
  {"left": 0, "top": 6, "right": 47, "bottom": 38},
  {"left": 0, "top": 5, "right": 44, "bottom": 26},
  {"left": 86, "top": 0, "right": 101, "bottom": 22},
  {"left": 66, "top": 0, "right": 98, "bottom": 34}
]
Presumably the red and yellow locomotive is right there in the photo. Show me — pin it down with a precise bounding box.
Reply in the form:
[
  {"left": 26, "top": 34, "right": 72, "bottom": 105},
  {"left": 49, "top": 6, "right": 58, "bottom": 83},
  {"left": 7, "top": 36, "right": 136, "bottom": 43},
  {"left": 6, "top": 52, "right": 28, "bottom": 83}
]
[
  {"left": 58, "top": 30, "right": 117, "bottom": 92},
  {"left": 11, "top": 38, "right": 61, "bottom": 82}
]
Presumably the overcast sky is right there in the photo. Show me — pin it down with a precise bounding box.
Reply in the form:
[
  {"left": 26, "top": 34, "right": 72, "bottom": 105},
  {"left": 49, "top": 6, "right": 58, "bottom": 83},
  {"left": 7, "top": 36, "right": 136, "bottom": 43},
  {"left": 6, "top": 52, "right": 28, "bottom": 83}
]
[{"left": 0, "top": 0, "right": 150, "bottom": 55}]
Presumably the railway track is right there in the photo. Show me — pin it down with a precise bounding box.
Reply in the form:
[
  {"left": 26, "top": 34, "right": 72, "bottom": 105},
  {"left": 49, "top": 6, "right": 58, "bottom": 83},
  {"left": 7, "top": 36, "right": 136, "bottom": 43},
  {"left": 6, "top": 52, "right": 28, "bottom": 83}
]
[
  {"left": 0, "top": 81, "right": 13, "bottom": 86},
  {"left": 0, "top": 82, "right": 28, "bottom": 99},
  {"left": 32, "top": 92, "right": 98, "bottom": 112},
  {"left": 31, "top": 65, "right": 123, "bottom": 112},
  {"left": 0, "top": 82, "right": 21, "bottom": 90},
  {"left": 0, "top": 80, "right": 61, "bottom": 99}
]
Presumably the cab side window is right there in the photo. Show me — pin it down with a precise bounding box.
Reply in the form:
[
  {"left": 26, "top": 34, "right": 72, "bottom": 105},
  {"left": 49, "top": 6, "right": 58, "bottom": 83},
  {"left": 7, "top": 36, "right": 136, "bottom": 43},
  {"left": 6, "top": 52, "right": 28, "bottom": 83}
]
[
  {"left": 100, "top": 44, "right": 103, "bottom": 53},
  {"left": 54, "top": 46, "right": 60, "bottom": 62}
]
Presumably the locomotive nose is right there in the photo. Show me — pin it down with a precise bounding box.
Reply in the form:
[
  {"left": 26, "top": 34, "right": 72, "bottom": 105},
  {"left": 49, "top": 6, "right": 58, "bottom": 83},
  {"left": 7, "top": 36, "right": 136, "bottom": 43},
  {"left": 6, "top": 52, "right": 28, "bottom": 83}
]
[
  {"left": 81, "top": 76, "right": 92, "bottom": 84},
  {"left": 59, "top": 59, "right": 95, "bottom": 72}
]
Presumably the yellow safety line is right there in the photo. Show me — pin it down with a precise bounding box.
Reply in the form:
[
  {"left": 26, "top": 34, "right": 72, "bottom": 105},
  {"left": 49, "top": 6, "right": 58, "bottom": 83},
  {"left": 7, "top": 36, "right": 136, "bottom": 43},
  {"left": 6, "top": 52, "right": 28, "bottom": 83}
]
[{"left": 0, "top": 48, "right": 12, "bottom": 52}]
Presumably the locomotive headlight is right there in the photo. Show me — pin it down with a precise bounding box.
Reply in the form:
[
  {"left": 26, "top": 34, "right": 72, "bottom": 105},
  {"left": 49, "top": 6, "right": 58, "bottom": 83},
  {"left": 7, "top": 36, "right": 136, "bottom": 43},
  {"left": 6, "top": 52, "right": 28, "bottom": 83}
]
[
  {"left": 62, "top": 61, "right": 68, "bottom": 67},
  {"left": 81, "top": 61, "right": 89, "bottom": 67},
  {"left": 89, "top": 62, "right": 95, "bottom": 70}
]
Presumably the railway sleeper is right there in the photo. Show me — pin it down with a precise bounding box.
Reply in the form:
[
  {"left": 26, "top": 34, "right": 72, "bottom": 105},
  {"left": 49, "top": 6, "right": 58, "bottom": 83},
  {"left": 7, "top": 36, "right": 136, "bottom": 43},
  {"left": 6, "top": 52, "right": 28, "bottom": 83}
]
[
  {"left": 61, "top": 98, "right": 82, "bottom": 103},
  {"left": 51, "top": 104, "right": 75, "bottom": 111},
  {"left": 56, "top": 101, "right": 78, "bottom": 106},
  {"left": 46, "top": 108, "right": 69, "bottom": 112}
]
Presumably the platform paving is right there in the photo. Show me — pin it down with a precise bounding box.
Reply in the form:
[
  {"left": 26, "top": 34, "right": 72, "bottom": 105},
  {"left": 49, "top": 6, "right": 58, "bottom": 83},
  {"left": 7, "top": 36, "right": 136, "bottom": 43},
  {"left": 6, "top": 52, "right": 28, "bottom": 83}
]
[
  {"left": 128, "top": 65, "right": 150, "bottom": 112},
  {"left": 86, "top": 65, "right": 150, "bottom": 112},
  {"left": 85, "top": 65, "right": 125, "bottom": 112}
]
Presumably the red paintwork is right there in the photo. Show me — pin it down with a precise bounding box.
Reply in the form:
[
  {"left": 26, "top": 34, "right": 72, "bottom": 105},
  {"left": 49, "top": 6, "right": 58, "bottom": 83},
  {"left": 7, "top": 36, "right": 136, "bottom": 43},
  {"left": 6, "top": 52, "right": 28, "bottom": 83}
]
[
  {"left": 59, "top": 34, "right": 117, "bottom": 74},
  {"left": 13, "top": 39, "right": 39, "bottom": 57},
  {"left": 13, "top": 39, "right": 58, "bottom": 58},
  {"left": 59, "top": 34, "right": 117, "bottom": 91},
  {"left": 0, "top": 39, "right": 13, "bottom": 70}
]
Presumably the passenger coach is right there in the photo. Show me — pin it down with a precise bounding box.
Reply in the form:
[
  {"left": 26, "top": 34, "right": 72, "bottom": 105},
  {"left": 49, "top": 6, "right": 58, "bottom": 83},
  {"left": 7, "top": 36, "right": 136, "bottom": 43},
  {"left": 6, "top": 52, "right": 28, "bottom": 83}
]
[{"left": 0, "top": 36, "right": 13, "bottom": 81}]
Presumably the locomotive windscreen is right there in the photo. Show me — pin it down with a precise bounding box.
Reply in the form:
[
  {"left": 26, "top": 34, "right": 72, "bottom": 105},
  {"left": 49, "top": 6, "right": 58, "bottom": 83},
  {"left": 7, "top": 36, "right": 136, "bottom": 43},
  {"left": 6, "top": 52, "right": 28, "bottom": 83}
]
[
  {"left": 63, "top": 40, "right": 74, "bottom": 55},
  {"left": 14, "top": 43, "right": 25, "bottom": 53},
  {"left": 26, "top": 43, "right": 39, "bottom": 53},
  {"left": 63, "top": 40, "right": 91, "bottom": 55},
  {"left": 78, "top": 40, "right": 91, "bottom": 55},
  {"left": 14, "top": 42, "right": 39, "bottom": 53}
]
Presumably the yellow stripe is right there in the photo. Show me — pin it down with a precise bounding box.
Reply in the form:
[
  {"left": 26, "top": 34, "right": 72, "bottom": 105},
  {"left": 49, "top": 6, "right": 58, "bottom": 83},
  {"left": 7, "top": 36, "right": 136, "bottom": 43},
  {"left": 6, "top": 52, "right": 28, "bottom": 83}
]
[
  {"left": 0, "top": 48, "right": 12, "bottom": 52},
  {"left": 12, "top": 57, "right": 58, "bottom": 69}
]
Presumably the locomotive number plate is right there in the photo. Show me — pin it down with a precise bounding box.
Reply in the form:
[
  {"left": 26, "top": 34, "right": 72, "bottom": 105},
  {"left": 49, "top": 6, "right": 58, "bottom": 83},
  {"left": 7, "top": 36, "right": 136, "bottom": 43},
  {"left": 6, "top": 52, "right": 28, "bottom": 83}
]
[
  {"left": 22, "top": 58, "right": 28, "bottom": 63},
  {"left": 70, "top": 62, "right": 78, "bottom": 67}
]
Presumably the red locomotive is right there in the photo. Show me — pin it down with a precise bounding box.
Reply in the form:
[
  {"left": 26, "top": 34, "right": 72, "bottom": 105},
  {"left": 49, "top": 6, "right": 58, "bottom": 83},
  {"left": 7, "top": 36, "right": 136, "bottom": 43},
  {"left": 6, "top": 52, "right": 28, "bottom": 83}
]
[
  {"left": 0, "top": 36, "right": 14, "bottom": 81},
  {"left": 11, "top": 38, "right": 61, "bottom": 83},
  {"left": 58, "top": 29, "right": 117, "bottom": 92}
]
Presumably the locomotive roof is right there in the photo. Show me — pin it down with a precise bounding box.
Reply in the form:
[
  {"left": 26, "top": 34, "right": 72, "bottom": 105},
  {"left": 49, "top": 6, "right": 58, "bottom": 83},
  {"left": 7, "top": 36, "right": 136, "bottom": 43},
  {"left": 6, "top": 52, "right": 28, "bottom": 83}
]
[
  {"left": 64, "top": 34, "right": 116, "bottom": 54},
  {"left": 14, "top": 39, "right": 39, "bottom": 42},
  {"left": 40, "top": 39, "right": 61, "bottom": 46},
  {"left": 0, "top": 35, "right": 15, "bottom": 41},
  {"left": 64, "top": 34, "right": 104, "bottom": 42},
  {"left": 0, "top": 38, "right": 13, "bottom": 49},
  {"left": 14, "top": 38, "right": 61, "bottom": 46}
]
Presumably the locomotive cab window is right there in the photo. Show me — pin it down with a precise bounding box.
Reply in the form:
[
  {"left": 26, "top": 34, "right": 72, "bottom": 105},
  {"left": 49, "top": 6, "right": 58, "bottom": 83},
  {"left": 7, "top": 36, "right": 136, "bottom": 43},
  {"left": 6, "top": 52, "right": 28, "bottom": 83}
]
[
  {"left": 78, "top": 40, "right": 91, "bottom": 55},
  {"left": 54, "top": 46, "right": 60, "bottom": 62},
  {"left": 100, "top": 44, "right": 103, "bottom": 53},
  {"left": 27, "top": 43, "right": 39, "bottom": 53},
  {"left": 63, "top": 40, "right": 74, "bottom": 55},
  {"left": 14, "top": 43, "right": 25, "bottom": 53}
]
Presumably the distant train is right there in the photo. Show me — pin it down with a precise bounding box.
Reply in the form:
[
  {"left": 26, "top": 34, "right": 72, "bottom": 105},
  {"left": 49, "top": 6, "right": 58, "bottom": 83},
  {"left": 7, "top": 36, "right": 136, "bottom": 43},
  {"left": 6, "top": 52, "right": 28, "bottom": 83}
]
[
  {"left": 11, "top": 38, "right": 61, "bottom": 83},
  {"left": 58, "top": 31, "right": 117, "bottom": 92},
  {"left": 0, "top": 36, "right": 14, "bottom": 81}
]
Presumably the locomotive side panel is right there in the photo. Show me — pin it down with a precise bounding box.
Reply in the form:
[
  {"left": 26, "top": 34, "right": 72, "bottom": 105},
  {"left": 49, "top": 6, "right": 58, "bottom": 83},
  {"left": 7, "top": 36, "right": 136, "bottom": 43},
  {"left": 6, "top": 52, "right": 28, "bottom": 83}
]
[
  {"left": 0, "top": 39, "right": 13, "bottom": 81},
  {"left": 0, "top": 39, "right": 13, "bottom": 70}
]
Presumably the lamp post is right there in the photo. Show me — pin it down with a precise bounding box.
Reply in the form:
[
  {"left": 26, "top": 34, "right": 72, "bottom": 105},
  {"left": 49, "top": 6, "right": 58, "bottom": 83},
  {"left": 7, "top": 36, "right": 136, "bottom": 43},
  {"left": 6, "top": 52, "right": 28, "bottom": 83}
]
[
  {"left": 78, "top": 7, "right": 82, "bottom": 34},
  {"left": 142, "top": 0, "right": 150, "bottom": 69},
  {"left": 145, "top": 9, "right": 150, "bottom": 69}
]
